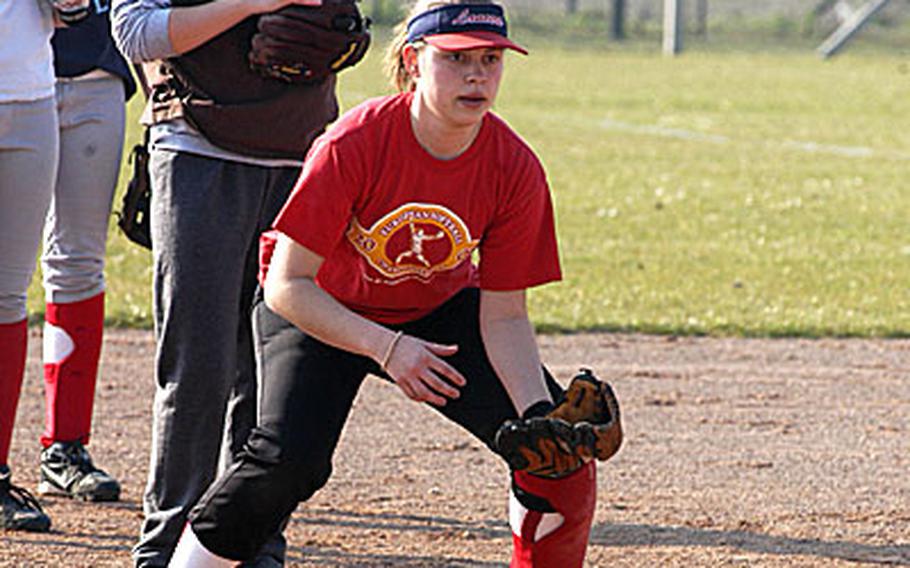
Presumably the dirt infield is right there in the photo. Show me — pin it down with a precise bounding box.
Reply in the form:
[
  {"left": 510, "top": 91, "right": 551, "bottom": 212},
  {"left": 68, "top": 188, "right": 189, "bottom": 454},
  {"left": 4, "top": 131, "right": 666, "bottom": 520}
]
[{"left": 2, "top": 329, "right": 909, "bottom": 566}]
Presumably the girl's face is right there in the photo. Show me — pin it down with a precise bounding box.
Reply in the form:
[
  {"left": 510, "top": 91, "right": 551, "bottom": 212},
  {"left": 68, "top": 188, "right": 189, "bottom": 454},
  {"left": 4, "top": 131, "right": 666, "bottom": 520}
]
[{"left": 407, "top": 44, "right": 505, "bottom": 130}]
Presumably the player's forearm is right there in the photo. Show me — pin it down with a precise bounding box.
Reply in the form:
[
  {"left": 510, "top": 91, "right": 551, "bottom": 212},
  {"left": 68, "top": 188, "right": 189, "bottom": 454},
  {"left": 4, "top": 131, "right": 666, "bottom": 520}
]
[
  {"left": 480, "top": 311, "right": 552, "bottom": 416},
  {"left": 112, "top": 0, "right": 293, "bottom": 61},
  {"left": 263, "top": 275, "right": 394, "bottom": 367},
  {"left": 166, "top": 0, "right": 259, "bottom": 55},
  {"left": 168, "top": 0, "right": 321, "bottom": 55}
]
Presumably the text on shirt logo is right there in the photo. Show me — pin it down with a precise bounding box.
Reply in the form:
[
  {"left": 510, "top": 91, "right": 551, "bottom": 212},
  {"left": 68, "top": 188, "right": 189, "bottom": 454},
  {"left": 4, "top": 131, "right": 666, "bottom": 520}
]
[{"left": 346, "top": 203, "right": 479, "bottom": 284}]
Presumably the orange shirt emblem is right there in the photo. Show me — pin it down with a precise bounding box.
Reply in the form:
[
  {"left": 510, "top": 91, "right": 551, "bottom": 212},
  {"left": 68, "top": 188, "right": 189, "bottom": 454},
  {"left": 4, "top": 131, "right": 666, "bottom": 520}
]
[{"left": 346, "top": 203, "right": 480, "bottom": 283}]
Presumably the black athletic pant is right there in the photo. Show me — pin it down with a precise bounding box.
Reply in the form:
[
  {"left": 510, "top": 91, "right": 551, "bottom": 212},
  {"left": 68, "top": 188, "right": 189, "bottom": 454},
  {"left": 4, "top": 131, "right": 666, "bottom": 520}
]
[{"left": 188, "top": 287, "right": 564, "bottom": 561}]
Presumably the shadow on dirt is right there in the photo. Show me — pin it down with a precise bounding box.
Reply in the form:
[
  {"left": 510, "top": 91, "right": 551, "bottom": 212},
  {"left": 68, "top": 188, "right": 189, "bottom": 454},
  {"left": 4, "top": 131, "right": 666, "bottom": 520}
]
[
  {"left": 290, "top": 508, "right": 910, "bottom": 566},
  {"left": 293, "top": 507, "right": 506, "bottom": 534},
  {"left": 0, "top": 532, "right": 132, "bottom": 553},
  {"left": 287, "top": 549, "right": 502, "bottom": 567},
  {"left": 595, "top": 523, "right": 910, "bottom": 565},
  {"left": 4, "top": 509, "right": 907, "bottom": 566}
]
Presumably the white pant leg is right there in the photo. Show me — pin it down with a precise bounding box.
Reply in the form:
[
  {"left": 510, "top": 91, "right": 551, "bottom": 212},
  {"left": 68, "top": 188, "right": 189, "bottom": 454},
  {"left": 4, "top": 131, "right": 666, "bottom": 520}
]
[
  {"left": 0, "top": 97, "right": 58, "bottom": 323},
  {"left": 42, "top": 75, "right": 126, "bottom": 304}
]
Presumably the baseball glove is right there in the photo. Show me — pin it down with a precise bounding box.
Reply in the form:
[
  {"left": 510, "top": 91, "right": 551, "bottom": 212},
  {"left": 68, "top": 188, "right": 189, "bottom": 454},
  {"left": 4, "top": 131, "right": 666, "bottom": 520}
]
[
  {"left": 495, "top": 369, "right": 623, "bottom": 479},
  {"left": 249, "top": 0, "right": 371, "bottom": 84},
  {"left": 116, "top": 136, "right": 152, "bottom": 250}
]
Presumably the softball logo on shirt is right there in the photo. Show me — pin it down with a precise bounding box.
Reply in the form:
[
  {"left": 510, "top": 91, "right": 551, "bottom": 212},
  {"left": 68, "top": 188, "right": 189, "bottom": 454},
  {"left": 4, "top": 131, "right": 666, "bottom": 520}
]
[{"left": 346, "top": 203, "right": 480, "bottom": 284}]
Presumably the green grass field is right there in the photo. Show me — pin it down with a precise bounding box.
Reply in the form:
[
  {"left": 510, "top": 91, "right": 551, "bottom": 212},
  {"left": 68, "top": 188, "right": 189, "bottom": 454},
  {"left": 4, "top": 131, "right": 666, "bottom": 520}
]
[{"left": 26, "top": 30, "right": 910, "bottom": 337}]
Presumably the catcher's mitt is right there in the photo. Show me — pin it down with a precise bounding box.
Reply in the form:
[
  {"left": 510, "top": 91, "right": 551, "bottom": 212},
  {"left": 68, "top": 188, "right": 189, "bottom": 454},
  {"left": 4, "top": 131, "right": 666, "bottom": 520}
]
[
  {"left": 495, "top": 369, "right": 623, "bottom": 479},
  {"left": 249, "top": 0, "right": 371, "bottom": 84}
]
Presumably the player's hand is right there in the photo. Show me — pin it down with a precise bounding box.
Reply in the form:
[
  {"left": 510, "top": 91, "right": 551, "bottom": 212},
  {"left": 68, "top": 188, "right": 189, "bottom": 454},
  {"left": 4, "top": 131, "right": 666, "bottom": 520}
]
[
  {"left": 50, "top": 0, "right": 91, "bottom": 25},
  {"left": 246, "top": 0, "right": 322, "bottom": 16},
  {"left": 383, "top": 334, "right": 466, "bottom": 407}
]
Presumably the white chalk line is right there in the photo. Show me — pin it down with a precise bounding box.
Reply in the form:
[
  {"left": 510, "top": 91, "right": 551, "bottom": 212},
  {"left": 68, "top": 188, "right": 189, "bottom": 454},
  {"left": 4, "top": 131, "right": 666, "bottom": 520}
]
[{"left": 600, "top": 119, "right": 910, "bottom": 161}]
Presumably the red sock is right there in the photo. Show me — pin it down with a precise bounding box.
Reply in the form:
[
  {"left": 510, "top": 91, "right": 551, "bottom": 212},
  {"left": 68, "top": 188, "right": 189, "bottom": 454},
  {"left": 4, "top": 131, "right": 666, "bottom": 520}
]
[
  {"left": 0, "top": 319, "right": 28, "bottom": 466},
  {"left": 41, "top": 293, "right": 104, "bottom": 447},
  {"left": 509, "top": 462, "right": 597, "bottom": 568}
]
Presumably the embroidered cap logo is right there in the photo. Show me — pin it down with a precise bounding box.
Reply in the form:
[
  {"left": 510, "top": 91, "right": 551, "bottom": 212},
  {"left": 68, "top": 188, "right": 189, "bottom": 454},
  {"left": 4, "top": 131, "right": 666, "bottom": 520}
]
[{"left": 450, "top": 8, "right": 505, "bottom": 29}]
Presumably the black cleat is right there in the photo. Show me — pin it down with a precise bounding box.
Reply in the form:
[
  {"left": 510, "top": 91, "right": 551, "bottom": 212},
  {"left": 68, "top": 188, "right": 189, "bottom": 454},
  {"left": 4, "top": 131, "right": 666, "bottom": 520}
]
[
  {"left": 1, "top": 466, "right": 51, "bottom": 532},
  {"left": 38, "top": 441, "right": 121, "bottom": 502}
]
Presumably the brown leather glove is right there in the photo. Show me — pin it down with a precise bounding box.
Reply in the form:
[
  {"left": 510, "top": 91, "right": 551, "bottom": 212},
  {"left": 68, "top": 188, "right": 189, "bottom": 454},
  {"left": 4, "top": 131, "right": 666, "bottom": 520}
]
[
  {"left": 495, "top": 369, "right": 623, "bottom": 478},
  {"left": 249, "top": 0, "right": 371, "bottom": 84}
]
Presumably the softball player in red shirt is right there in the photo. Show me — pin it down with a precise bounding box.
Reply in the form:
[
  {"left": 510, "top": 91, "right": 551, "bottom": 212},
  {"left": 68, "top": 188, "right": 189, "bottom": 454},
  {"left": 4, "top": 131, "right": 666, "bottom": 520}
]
[{"left": 170, "top": 2, "right": 607, "bottom": 566}]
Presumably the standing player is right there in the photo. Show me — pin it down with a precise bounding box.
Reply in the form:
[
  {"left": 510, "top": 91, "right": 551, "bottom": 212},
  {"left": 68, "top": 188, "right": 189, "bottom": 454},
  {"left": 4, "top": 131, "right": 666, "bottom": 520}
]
[
  {"left": 1, "top": 0, "right": 60, "bottom": 533},
  {"left": 37, "top": 0, "right": 137, "bottom": 504},
  {"left": 111, "top": 0, "right": 368, "bottom": 565},
  {"left": 169, "top": 1, "right": 622, "bottom": 566}
]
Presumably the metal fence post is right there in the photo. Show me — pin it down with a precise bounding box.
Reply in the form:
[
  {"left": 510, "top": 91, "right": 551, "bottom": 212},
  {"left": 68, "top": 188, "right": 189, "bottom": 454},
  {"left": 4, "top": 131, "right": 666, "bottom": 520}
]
[
  {"left": 663, "top": 0, "right": 684, "bottom": 55},
  {"left": 817, "top": 0, "right": 893, "bottom": 57},
  {"left": 612, "top": 0, "right": 627, "bottom": 40}
]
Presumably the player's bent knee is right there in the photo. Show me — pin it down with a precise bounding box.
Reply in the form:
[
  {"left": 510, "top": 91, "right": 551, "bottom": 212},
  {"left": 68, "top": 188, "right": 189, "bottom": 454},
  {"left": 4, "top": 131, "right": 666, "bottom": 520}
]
[
  {"left": 188, "top": 452, "right": 331, "bottom": 561},
  {"left": 243, "top": 427, "right": 334, "bottom": 499}
]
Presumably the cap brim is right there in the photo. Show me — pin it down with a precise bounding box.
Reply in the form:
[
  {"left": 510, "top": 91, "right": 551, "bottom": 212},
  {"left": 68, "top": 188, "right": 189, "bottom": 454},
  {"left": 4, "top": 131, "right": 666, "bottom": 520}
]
[{"left": 424, "top": 31, "right": 528, "bottom": 55}]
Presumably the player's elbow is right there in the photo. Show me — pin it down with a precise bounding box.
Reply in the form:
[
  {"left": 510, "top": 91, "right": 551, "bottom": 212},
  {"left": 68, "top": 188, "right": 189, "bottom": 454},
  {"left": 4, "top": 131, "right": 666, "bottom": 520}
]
[
  {"left": 262, "top": 272, "right": 314, "bottom": 321},
  {"left": 262, "top": 264, "right": 293, "bottom": 312},
  {"left": 262, "top": 278, "right": 287, "bottom": 316}
]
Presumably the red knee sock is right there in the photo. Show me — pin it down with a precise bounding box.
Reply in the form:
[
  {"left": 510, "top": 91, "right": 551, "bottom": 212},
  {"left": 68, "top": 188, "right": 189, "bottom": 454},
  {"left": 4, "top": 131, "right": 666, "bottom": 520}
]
[
  {"left": 41, "top": 293, "right": 104, "bottom": 447},
  {"left": 0, "top": 319, "right": 28, "bottom": 466},
  {"left": 509, "top": 462, "right": 597, "bottom": 568}
]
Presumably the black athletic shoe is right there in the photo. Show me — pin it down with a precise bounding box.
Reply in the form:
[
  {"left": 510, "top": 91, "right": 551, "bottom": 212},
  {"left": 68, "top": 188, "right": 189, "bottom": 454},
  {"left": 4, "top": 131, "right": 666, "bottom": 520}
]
[
  {"left": 0, "top": 466, "right": 52, "bottom": 532},
  {"left": 38, "top": 442, "right": 121, "bottom": 502}
]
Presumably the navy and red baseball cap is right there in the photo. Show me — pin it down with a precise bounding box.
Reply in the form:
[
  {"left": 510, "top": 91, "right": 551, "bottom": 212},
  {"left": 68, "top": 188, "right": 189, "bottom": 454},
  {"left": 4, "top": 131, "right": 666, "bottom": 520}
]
[{"left": 406, "top": 4, "right": 528, "bottom": 55}]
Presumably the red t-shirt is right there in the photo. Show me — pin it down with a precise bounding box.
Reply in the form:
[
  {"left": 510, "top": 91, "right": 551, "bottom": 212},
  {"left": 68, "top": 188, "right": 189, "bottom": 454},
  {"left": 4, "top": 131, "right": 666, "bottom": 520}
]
[{"left": 271, "top": 92, "right": 561, "bottom": 324}]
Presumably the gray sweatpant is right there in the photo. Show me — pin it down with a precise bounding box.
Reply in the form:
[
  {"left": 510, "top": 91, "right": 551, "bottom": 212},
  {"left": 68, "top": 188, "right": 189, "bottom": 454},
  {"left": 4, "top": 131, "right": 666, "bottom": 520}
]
[
  {"left": 134, "top": 148, "right": 299, "bottom": 568},
  {"left": 0, "top": 96, "right": 59, "bottom": 324},
  {"left": 43, "top": 75, "right": 126, "bottom": 304}
]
